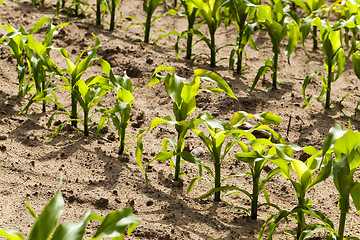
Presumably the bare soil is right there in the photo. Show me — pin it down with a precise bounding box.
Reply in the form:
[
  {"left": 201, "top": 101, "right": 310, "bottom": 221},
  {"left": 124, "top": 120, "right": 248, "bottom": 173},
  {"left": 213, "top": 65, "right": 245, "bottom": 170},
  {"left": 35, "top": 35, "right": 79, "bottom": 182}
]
[{"left": 0, "top": 0, "right": 359, "bottom": 239}]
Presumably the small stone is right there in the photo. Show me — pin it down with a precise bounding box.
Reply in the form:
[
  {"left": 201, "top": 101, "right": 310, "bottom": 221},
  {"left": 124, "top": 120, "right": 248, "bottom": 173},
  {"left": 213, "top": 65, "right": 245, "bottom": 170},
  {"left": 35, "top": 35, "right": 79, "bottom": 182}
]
[
  {"left": 112, "top": 190, "right": 118, "bottom": 196},
  {"left": 190, "top": 147, "right": 205, "bottom": 158},
  {"left": 146, "top": 56, "right": 153, "bottom": 64},
  {"left": 67, "top": 195, "right": 76, "bottom": 203},
  {"left": 30, "top": 161, "right": 35, "bottom": 167},
  {"left": 95, "top": 198, "right": 109, "bottom": 208},
  {"left": 146, "top": 200, "right": 154, "bottom": 206},
  {"left": 18, "top": 118, "right": 24, "bottom": 123},
  {"left": 32, "top": 191, "right": 38, "bottom": 196},
  {"left": 0, "top": 135, "right": 8, "bottom": 140},
  {"left": 0, "top": 145, "right": 6, "bottom": 152}
]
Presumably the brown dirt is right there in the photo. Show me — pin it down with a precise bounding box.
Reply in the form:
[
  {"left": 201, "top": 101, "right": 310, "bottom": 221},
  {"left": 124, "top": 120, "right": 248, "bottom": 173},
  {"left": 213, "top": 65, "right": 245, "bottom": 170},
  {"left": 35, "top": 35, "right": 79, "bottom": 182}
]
[{"left": 0, "top": 0, "right": 359, "bottom": 239}]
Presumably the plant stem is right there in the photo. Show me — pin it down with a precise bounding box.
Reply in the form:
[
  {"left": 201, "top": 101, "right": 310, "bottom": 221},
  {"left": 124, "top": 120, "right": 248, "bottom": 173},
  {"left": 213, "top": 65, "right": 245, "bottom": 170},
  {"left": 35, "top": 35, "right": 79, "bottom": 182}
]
[
  {"left": 84, "top": 110, "right": 89, "bottom": 136},
  {"left": 296, "top": 197, "right": 306, "bottom": 239},
  {"left": 96, "top": 0, "right": 101, "bottom": 25},
  {"left": 110, "top": 0, "right": 116, "bottom": 31},
  {"left": 237, "top": 50, "right": 243, "bottom": 74},
  {"left": 210, "top": 32, "right": 216, "bottom": 67},
  {"left": 119, "top": 125, "right": 125, "bottom": 154},
  {"left": 272, "top": 52, "right": 278, "bottom": 90},
  {"left": 71, "top": 80, "right": 77, "bottom": 128},
  {"left": 144, "top": 11, "right": 152, "bottom": 43},
  {"left": 251, "top": 174, "right": 260, "bottom": 220},
  {"left": 174, "top": 126, "right": 184, "bottom": 180},
  {"left": 312, "top": 25, "right": 318, "bottom": 50},
  {"left": 185, "top": 9, "right": 196, "bottom": 59},
  {"left": 214, "top": 160, "right": 221, "bottom": 201},
  {"left": 337, "top": 210, "right": 347, "bottom": 240},
  {"left": 75, "top": 0, "right": 79, "bottom": 16},
  {"left": 325, "top": 58, "right": 333, "bottom": 108},
  {"left": 41, "top": 75, "right": 46, "bottom": 113}
]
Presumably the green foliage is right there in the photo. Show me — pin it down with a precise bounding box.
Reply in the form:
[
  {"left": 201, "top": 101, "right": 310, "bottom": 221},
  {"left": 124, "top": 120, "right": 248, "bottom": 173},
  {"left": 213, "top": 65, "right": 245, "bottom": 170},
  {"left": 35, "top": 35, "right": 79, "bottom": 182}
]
[
  {"left": 292, "top": 0, "right": 326, "bottom": 49},
  {"left": 0, "top": 18, "right": 68, "bottom": 97},
  {"left": 250, "top": 0, "right": 299, "bottom": 91},
  {"left": 103, "top": 0, "right": 121, "bottom": 30},
  {"left": 223, "top": 0, "right": 258, "bottom": 74},
  {"left": 0, "top": 180, "right": 140, "bottom": 240},
  {"left": 126, "top": 0, "right": 175, "bottom": 43},
  {"left": 188, "top": 0, "right": 225, "bottom": 67},
  {"left": 56, "top": 33, "right": 101, "bottom": 128},
  {"left": 191, "top": 111, "right": 282, "bottom": 206},
  {"left": 301, "top": 17, "right": 354, "bottom": 109},
  {"left": 97, "top": 60, "right": 135, "bottom": 154},
  {"left": 136, "top": 66, "right": 237, "bottom": 181}
]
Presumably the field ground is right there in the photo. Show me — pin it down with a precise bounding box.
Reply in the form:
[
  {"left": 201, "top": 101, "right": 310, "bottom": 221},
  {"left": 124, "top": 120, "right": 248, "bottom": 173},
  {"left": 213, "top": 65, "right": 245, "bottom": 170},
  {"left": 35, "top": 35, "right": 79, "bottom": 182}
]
[{"left": 0, "top": 0, "right": 360, "bottom": 239}]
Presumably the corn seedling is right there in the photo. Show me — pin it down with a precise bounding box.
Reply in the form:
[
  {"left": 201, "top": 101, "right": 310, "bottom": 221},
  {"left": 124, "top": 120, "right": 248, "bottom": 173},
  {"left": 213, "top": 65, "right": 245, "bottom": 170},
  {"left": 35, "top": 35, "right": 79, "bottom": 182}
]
[
  {"left": 103, "top": 0, "right": 121, "bottom": 30},
  {"left": 190, "top": 111, "right": 282, "bottom": 203},
  {"left": 47, "top": 75, "right": 112, "bottom": 138},
  {"left": 97, "top": 60, "right": 135, "bottom": 154},
  {"left": 126, "top": 0, "right": 173, "bottom": 43},
  {"left": 223, "top": 0, "right": 258, "bottom": 74},
  {"left": 186, "top": 113, "right": 254, "bottom": 201},
  {"left": 56, "top": 33, "right": 101, "bottom": 128},
  {"left": 0, "top": 177, "right": 140, "bottom": 240},
  {"left": 250, "top": 0, "right": 300, "bottom": 91},
  {"left": 154, "top": 0, "right": 200, "bottom": 60},
  {"left": 188, "top": 0, "right": 225, "bottom": 67},
  {"left": 293, "top": 0, "right": 326, "bottom": 49},
  {"left": 20, "top": 36, "right": 63, "bottom": 114},
  {"left": 321, "top": 126, "right": 360, "bottom": 240},
  {"left": 0, "top": 18, "right": 68, "bottom": 97},
  {"left": 136, "top": 65, "right": 237, "bottom": 181},
  {"left": 301, "top": 17, "right": 353, "bottom": 109},
  {"left": 258, "top": 142, "right": 337, "bottom": 239}
]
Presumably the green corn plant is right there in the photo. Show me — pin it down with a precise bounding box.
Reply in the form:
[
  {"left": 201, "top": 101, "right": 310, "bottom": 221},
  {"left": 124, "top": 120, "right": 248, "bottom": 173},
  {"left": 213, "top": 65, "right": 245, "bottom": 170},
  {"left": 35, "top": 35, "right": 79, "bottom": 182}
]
[
  {"left": 136, "top": 65, "right": 237, "bottom": 181},
  {"left": 0, "top": 18, "right": 68, "bottom": 97},
  {"left": 57, "top": 33, "right": 101, "bottom": 128},
  {"left": 19, "top": 35, "right": 65, "bottom": 114},
  {"left": 301, "top": 17, "right": 355, "bottom": 109},
  {"left": 74, "top": 77, "right": 112, "bottom": 136},
  {"left": 259, "top": 143, "right": 336, "bottom": 239},
  {"left": 190, "top": 111, "right": 282, "bottom": 205},
  {"left": 186, "top": 113, "right": 254, "bottom": 201},
  {"left": 292, "top": 0, "right": 326, "bottom": 49},
  {"left": 103, "top": 0, "right": 121, "bottom": 30},
  {"left": 180, "top": 0, "right": 199, "bottom": 59},
  {"left": 126, "top": 0, "right": 166, "bottom": 43},
  {"left": 97, "top": 60, "right": 135, "bottom": 154},
  {"left": 321, "top": 126, "right": 360, "bottom": 240},
  {"left": 188, "top": 0, "right": 225, "bottom": 67},
  {"left": 250, "top": 0, "right": 300, "bottom": 91},
  {"left": 0, "top": 177, "right": 140, "bottom": 240},
  {"left": 47, "top": 75, "right": 112, "bottom": 138},
  {"left": 223, "top": 0, "right": 258, "bottom": 74},
  {"left": 153, "top": 0, "right": 200, "bottom": 60}
]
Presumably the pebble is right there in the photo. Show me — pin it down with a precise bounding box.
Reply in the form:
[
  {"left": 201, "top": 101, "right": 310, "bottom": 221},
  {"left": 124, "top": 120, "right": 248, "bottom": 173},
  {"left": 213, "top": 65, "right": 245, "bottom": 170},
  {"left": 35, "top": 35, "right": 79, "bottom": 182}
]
[
  {"left": 190, "top": 147, "right": 205, "bottom": 158},
  {"left": 0, "top": 145, "right": 6, "bottom": 152},
  {"left": 95, "top": 198, "right": 109, "bottom": 208},
  {"left": 0, "top": 135, "right": 7, "bottom": 140}
]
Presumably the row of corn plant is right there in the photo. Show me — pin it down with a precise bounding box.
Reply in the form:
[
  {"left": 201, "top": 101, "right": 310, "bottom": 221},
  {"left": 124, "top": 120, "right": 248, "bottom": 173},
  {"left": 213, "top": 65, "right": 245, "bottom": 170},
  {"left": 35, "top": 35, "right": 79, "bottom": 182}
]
[
  {"left": 2, "top": 16, "right": 360, "bottom": 239},
  {"left": 132, "top": 66, "right": 360, "bottom": 239},
  {"left": 0, "top": 19, "right": 135, "bottom": 154},
  {"left": 20, "top": 0, "right": 360, "bottom": 114}
]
